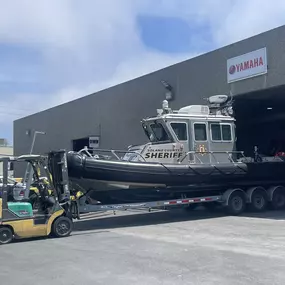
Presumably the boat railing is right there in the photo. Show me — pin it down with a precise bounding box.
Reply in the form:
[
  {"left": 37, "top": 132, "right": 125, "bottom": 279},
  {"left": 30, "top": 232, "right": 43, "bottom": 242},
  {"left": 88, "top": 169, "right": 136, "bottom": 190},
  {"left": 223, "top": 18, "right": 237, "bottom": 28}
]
[
  {"left": 78, "top": 147, "right": 249, "bottom": 164},
  {"left": 77, "top": 147, "right": 283, "bottom": 165},
  {"left": 177, "top": 150, "right": 247, "bottom": 164},
  {"left": 78, "top": 147, "right": 147, "bottom": 162}
]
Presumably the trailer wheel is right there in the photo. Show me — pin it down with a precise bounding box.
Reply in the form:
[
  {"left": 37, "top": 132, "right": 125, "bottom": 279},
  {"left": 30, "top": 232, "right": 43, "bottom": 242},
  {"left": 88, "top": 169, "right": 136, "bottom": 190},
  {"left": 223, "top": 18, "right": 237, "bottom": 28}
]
[
  {"left": 0, "top": 227, "right": 13, "bottom": 245},
  {"left": 225, "top": 190, "right": 246, "bottom": 215},
  {"left": 271, "top": 187, "right": 285, "bottom": 210},
  {"left": 249, "top": 188, "right": 268, "bottom": 212}
]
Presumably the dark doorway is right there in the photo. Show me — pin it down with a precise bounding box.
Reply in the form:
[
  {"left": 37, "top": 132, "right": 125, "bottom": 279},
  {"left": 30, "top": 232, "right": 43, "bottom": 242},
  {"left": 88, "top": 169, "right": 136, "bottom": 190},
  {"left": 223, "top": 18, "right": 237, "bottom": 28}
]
[
  {"left": 72, "top": 137, "right": 89, "bottom": 152},
  {"left": 233, "top": 84, "right": 285, "bottom": 157}
]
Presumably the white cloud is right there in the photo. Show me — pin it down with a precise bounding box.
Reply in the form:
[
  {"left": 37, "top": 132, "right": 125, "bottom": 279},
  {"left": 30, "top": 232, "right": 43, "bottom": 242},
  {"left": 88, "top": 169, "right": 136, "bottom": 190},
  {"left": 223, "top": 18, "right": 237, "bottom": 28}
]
[
  {"left": 138, "top": 0, "right": 285, "bottom": 46},
  {"left": 0, "top": 49, "right": 196, "bottom": 124},
  {"left": 1, "top": 0, "right": 285, "bottom": 143},
  {"left": 0, "top": 0, "right": 197, "bottom": 121},
  {"left": 209, "top": 0, "right": 285, "bottom": 45}
]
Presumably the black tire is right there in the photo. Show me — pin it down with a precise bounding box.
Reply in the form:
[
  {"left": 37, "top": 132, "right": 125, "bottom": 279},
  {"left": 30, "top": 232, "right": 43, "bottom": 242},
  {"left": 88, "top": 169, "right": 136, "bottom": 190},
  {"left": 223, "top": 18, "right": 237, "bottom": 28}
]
[
  {"left": 270, "top": 188, "right": 285, "bottom": 210},
  {"left": 0, "top": 227, "right": 13, "bottom": 245},
  {"left": 225, "top": 191, "right": 246, "bottom": 215},
  {"left": 249, "top": 189, "right": 268, "bottom": 212},
  {"left": 51, "top": 216, "right": 73, "bottom": 238}
]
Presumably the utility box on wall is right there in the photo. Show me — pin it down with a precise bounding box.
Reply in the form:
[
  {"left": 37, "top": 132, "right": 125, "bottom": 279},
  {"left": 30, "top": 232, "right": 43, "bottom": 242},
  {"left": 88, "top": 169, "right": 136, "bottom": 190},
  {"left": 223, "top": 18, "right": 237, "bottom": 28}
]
[
  {"left": 72, "top": 136, "right": 100, "bottom": 152},
  {"left": 89, "top": 136, "right": 100, "bottom": 148}
]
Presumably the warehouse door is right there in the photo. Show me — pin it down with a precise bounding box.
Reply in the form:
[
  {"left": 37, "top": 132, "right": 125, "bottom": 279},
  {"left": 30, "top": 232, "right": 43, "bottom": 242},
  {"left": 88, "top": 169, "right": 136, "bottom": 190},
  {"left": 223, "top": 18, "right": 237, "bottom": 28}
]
[
  {"left": 233, "top": 85, "right": 285, "bottom": 157},
  {"left": 72, "top": 137, "right": 89, "bottom": 152}
]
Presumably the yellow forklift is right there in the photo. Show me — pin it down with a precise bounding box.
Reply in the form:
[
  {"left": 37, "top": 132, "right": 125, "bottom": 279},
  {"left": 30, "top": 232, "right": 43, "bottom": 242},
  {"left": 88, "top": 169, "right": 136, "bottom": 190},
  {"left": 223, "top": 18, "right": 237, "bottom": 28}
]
[{"left": 0, "top": 150, "right": 73, "bottom": 245}]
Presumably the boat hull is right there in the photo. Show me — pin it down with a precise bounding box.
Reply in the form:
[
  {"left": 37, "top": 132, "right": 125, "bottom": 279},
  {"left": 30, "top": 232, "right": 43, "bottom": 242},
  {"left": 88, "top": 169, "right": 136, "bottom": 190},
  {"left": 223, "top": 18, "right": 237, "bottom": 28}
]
[
  {"left": 66, "top": 152, "right": 285, "bottom": 204},
  {"left": 67, "top": 152, "right": 248, "bottom": 186}
]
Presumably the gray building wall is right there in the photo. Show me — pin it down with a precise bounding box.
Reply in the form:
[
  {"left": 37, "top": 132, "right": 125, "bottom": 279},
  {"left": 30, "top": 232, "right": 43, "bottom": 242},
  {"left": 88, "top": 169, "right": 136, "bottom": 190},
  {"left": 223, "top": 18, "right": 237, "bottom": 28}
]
[{"left": 13, "top": 25, "right": 285, "bottom": 175}]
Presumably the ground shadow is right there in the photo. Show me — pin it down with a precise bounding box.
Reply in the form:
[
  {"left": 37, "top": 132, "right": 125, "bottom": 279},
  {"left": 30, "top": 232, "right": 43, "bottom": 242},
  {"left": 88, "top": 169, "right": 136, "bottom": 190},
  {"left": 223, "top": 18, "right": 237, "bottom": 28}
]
[
  {"left": 74, "top": 205, "right": 285, "bottom": 232},
  {"left": 11, "top": 235, "right": 49, "bottom": 244},
  {"left": 73, "top": 207, "right": 225, "bottom": 232},
  {"left": 242, "top": 209, "right": 285, "bottom": 220},
  {"left": 9, "top": 229, "right": 108, "bottom": 245},
  {"left": 6, "top": 206, "right": 285, "bottom": 245}
]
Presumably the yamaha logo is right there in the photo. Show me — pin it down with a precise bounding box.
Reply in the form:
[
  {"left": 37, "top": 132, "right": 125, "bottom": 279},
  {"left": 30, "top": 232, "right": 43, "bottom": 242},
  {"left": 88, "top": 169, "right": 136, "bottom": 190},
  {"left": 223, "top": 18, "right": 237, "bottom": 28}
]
[{"left": 229, "top": 65, "right": 236, "bottom": 74}]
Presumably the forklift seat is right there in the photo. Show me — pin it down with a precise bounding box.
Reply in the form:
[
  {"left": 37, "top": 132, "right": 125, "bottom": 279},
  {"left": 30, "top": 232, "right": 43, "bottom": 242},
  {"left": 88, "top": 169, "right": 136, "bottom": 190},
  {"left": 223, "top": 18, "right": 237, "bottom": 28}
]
[{"left": 43, "top": 196, "right": 56, "bottom": 207}]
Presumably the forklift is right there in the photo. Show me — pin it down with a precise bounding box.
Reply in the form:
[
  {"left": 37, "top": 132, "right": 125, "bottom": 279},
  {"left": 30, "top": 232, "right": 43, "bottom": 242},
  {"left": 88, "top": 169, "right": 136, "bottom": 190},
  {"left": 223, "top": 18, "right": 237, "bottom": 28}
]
[{"left": 0, "top": 149, "right": 73, "bottom": 245}]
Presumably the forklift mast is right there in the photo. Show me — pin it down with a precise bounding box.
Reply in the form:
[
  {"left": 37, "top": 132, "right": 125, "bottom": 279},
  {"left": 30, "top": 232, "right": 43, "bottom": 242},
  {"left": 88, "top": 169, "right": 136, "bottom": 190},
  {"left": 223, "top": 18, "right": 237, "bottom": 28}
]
[
  {"left": 1, "top": 157, "right": 23, "bottom": 220},
  {"left": 47, "top": 150, "right": 71, "bottom": 203},
  {"left": 2, "top": 157, "right": 10, "bottom": 216}
]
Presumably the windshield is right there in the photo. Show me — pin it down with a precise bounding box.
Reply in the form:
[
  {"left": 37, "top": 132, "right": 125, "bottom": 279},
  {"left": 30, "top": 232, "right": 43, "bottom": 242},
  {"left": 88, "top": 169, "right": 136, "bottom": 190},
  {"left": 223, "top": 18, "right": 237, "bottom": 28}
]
[
  {"left": 142, "top": 123, "right": 151, "bottom": 140},
  {"left": 149, "top": 122, "right": 171, "bottom": 142}
]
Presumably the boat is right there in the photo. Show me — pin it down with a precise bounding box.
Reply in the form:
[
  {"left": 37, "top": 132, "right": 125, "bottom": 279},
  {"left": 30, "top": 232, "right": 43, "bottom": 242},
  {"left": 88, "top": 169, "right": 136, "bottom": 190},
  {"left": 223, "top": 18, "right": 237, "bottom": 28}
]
[{"left": 66, "top": 95, "right": 285, "bottom": 204}]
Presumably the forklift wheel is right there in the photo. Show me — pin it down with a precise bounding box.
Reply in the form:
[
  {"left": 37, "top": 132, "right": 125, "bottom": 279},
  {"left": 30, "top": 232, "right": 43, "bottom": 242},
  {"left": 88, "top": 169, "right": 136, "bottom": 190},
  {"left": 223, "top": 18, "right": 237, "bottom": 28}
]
[
  {"left": 51, "top": 216, "right": 73, "bottom": 238},
  {"left": 0, "top": 227, "right": 13, "bottom": 245}
]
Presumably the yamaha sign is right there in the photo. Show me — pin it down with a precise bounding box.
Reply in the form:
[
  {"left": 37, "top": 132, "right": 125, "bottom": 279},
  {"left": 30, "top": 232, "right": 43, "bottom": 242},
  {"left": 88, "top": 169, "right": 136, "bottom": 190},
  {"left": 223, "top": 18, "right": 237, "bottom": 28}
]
[{"left": 227, "top": 47, "right": 267, "bottom": 83}]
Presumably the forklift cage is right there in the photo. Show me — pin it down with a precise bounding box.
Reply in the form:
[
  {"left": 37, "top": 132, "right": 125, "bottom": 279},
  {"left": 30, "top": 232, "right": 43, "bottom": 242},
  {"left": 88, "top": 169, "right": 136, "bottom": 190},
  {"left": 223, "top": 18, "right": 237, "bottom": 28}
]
[{"left": 0, "top": 150, "right": 71, "bottom": 220}]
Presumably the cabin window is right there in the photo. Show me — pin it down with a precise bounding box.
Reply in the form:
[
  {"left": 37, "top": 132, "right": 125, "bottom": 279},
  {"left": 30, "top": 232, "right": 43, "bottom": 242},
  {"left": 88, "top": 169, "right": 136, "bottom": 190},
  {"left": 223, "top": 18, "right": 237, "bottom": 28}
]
[
  {"left": 170, "top": 122, "right": 187, "bottom": 141},
  {"left": 194, "top": 123, "right": 207, "bottom": 141},
  {"left": 210, "top": 123, "right": 232, "bottom": 142},
  {"left": 211, "top": 124, "right": 222, "bottom": 140},
  {"left": 222, "top": 125, "right": 232, "bottom": 141},
  {"left": 150, "top": 123, "right": 170, "bottom": 142}
]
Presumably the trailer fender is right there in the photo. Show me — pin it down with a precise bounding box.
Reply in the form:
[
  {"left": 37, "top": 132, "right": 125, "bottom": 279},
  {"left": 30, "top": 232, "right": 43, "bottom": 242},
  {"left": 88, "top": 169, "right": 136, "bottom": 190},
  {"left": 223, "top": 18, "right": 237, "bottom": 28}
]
[
  {"left": 222, "top": 188, "right": 245, "bottom": 206},
  {"left": 246, "top": 186, "right": 268, "bottom": 204}
]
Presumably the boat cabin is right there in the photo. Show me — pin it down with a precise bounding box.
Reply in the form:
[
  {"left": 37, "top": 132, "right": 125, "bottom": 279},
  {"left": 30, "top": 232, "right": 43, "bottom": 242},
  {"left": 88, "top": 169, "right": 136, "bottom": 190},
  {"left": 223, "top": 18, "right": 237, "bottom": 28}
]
[{"left": 125, "top": 95, "right": 237, "bottom": 164}]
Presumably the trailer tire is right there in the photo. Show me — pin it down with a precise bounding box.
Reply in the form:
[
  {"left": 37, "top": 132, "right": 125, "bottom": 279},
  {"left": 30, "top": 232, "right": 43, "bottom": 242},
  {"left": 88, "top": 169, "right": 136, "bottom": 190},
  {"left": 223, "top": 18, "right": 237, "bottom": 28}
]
[
  {"left": 270, "top": 187, "right": 285, "bottom": 210},
  {"left": 225, "top": 190, "right": 246, "bottom": 216},
  {"left": 248, "top": 188, "right": 268, "bottom": 212}
]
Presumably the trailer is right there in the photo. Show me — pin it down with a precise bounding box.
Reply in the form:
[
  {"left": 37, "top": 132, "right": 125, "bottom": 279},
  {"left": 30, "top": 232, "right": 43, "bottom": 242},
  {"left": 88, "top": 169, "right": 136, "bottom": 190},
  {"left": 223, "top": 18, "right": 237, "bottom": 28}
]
[
  {"left": 70, "top": 182, "right": 285, "bottom": 220},
  {"left": 66, "top": 95, "right": 285, "bottom": 220},
  {"left": 69, "top": 148, "right": 285, "bottom": 220},
  {"left": 10, "top": 149, "right": 285, "bottom": 220},
  {"left": 71, "top": 193, "right": 220, "bottom": 219},
  {"left": 13, "top": 94, "right": 285, "bottom": 221}
]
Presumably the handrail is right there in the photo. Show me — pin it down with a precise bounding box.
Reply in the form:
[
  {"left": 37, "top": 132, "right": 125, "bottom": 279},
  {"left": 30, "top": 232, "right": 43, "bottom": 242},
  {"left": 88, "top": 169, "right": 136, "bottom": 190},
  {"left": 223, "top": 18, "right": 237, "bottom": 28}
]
[
  {"left": 78, "top": 147, "right": 147, "bottom": 162},
  {"left": 76, "top": 147, "right": 284, "bottom": 167},
  {"left": 78, "top": 147, "right": 249, "bottom": 165}
]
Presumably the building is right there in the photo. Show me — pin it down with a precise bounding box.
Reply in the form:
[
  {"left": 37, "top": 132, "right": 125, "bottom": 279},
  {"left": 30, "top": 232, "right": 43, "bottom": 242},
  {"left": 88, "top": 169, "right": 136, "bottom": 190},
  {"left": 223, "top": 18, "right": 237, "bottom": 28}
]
[
  {"left": 0, "top": 140, "right": 13, "bottom": 176},
  {"left": 14, "top": 25, "right": 285, "bottom": 175}
]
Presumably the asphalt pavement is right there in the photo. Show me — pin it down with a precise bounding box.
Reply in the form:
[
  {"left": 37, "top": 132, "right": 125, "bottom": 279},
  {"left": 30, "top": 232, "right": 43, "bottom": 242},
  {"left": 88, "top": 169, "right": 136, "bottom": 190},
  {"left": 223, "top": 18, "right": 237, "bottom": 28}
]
[{"left": 1, "top": 208, "right": 285, "bottom": 285}]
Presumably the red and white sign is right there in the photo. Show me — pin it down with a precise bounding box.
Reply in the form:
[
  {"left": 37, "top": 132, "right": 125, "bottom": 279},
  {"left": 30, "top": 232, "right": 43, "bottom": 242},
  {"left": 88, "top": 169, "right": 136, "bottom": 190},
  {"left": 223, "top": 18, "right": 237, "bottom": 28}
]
[{"left": 227, "top": 47, "right": 267, "bottom": 83}]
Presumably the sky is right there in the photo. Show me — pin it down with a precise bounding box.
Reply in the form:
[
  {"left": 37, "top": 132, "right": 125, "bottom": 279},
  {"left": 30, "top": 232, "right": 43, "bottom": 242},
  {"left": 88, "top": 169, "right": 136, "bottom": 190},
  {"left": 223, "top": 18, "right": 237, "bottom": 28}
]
[{"left": 1, "top": 0, "right": 285, "bottom": 145}]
